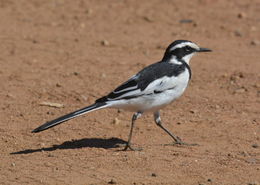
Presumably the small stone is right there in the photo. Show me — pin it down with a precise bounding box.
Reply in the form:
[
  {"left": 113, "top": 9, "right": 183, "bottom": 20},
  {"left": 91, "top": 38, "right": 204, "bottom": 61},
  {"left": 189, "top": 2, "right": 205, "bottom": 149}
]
[
  {"left": 247, "top": 182, "right": 258, "bottom": 185},
  {"left": 237, "top": 12, "right": 246, "bottom": 19},
  {"left": 46, "top": 111, "right": 55, "bottom": 115},
  {"left": 11, "top": 163, "right": 16, "bottom": 167},
  {"left": 6, "top": 93, "right": 15, "bottom": 98},
  {"left": 40, "top": 143, "right": 45, "bottom": 147},
  {"left": 234, "top": 87, "right": 247, "bottom": 94},
  {"left": 39, "top": 102, "right": 64, "bottom": 108},
  {"left": 108, "top": 179, "right": 116, "bottom": 184},
  {"left": 207, "top": 178, "right": 212, "bottom": 182},
  {"left": 234, "top": 30, "right": 242, "bottom": 37},
  {"left": 56, "top": 83, "right": 62, "bottom": 87},
  {"left": 73, "top": 71, "right": 79, "bottom": 76},
  {"left": 190, "top": 110, "right": 196, "bottom": 114},
  {"left": 81, "top": 95, "right": 88, "bottom": 101},
  {"left": 112, "top": 118, "right": 120, "bottom": 125},
  {"left": 240, "top": 151, "right": 249, "bottom": 157},
  {"left": 85, "top": 8, "right": 93, "bottom": 15},
  {"left": 32, "top": 39, "right": 38, "bottom": 44},
  {"left": 252, "top": 144, "right": 259, "bottom": 148},
  {"left": 101, "top": 40, "right": 109, "bottom": 46},
  {"left": 143, "top": 16, "right": 154, "bottom": 22},
  {"left": 151, "top": 173, "right": 157, "bottom": 177},
  {"left": 251, "top": 40, "right": 260, "bottom": 46}
]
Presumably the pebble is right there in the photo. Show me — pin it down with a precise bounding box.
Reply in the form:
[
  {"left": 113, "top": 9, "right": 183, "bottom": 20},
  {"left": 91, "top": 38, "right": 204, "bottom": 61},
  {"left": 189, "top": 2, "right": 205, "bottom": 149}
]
[
  {"left": 46, "top": 111, "right": 55, "bottom": 115},
  {"left": 252, "top": 144, "right": 259, "bottom": 148},
  {"left": 108, "top": 179, "right": 117, "bottom": 184},
  {"left": 237, "top": 12, "right": 246, "bottom": 19},
  {"left": 234, "top": 87, "right": 247, "bottom": 94},
  {"left": 101, "top": 40, "right": 110, "bottom": 46},
  {"left": 44, "top": 162, "right": 51, "bottom": 167},
  {"left": 112, "top": 118, "right": 120, "bottom": 125},
  {"left": 56, "top": 83, "right": 62, "bottom": 87},
  {"left": 234, "top": 30, "right": 242, "bottom": 37},
  {"left": 40, "top": 143, "right": 45, "bottom": 147},
  {"left": 48, "top": 154, "right": 54, "bottom": 157},
  {"left": 85, "top": 8, "right": 93, "bottom": 15},
  {"left": 73, "top": 71, "right": 80, "bottom": 76},
  {"left": 151, "top": 173, "right": 157, "bottom": 177},
  {"left": 39, "top": 102, "right": 64, "bottom": 108},
  {"left": 143, "top": 16, "right": 154, "bottom": 22},
  {"left": 81, "top": 95, "right": 88, "bottom": 101},
  {"left": 251, "top": 40, "right": 260, "bottom": 46},
  {"left": 248, "top": 182, "right": 259, "bottom": 185},
  {"left": 189, "top": 110, "right": 197, "bottom": 114}
]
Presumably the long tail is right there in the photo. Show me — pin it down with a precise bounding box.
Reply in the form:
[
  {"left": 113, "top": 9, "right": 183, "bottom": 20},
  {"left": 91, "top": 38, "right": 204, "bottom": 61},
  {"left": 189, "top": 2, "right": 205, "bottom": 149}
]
[{"left": 32, "top": 102, "right": 108, "bottom": 133}]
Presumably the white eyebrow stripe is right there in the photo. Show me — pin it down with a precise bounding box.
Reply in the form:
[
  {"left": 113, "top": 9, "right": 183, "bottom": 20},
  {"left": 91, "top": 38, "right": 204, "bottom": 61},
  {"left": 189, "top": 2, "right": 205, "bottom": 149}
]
[{"left": 169, "top": 42, "right": 199, "bottom": 51}]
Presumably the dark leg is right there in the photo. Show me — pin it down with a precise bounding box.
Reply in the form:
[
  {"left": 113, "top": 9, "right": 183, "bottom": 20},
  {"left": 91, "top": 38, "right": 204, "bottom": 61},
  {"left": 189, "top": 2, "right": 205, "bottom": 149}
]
[
  {"left": 123, "top": 112, "right": 142, "bottom": 151},
  {"left": 153, "top": 111, "right": 197, "bottom": 146}
]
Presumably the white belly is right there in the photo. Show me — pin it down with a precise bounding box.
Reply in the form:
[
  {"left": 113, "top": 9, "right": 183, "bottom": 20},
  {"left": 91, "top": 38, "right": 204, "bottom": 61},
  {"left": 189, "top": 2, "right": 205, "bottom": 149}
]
[{"left": 110, "top": 69, "right": 190, "bottom": 112}]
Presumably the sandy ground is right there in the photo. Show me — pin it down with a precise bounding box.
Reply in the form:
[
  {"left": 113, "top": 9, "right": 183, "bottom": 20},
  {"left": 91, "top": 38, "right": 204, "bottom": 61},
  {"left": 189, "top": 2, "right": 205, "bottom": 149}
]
[{"left": 0, "top": 0, "right": 259, "bottom": 184}]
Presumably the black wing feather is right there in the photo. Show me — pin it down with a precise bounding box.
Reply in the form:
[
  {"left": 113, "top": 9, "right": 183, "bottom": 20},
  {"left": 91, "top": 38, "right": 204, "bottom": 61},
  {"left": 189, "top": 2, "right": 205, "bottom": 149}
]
[{"left": 96, "top": 61, "right": 189, "bottom": 102}]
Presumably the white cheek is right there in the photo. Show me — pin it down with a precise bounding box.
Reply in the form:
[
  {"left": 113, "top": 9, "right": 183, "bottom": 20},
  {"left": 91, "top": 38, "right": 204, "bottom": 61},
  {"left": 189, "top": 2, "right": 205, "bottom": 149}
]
[{"left": 182, "top": 53, "right": 195, "bottom": 64}]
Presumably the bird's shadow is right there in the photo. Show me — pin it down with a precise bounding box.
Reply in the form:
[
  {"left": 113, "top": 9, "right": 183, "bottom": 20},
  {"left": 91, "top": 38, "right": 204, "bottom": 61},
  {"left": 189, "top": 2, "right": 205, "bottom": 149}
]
[{"left": 10, "top": 137, "right": 127, "bottom": 155}]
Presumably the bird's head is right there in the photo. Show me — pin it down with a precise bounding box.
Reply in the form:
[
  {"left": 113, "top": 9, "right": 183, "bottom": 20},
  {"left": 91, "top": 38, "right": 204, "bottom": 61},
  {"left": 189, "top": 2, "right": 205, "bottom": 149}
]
[{"left": 162, "top": 40, "right": 211, "bottom": 64}]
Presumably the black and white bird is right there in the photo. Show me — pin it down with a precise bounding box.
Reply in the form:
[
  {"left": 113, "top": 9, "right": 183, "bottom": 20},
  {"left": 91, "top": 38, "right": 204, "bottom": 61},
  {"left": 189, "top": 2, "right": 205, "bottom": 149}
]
[{"left": 32, "top": 40, "right": 211, "bottom": 151}]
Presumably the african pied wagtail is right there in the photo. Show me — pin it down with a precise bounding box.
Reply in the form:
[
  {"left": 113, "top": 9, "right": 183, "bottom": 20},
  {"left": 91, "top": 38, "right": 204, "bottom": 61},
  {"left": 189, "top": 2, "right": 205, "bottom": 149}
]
[{"left": 32, "top": 40, "right": 211, "bottom": 151}]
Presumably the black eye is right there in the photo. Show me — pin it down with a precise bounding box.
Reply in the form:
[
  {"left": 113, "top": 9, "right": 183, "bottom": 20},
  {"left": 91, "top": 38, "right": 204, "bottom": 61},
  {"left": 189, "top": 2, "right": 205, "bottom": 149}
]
[{"left": 185, "top": 46, "right": 191, "bottom": 52}]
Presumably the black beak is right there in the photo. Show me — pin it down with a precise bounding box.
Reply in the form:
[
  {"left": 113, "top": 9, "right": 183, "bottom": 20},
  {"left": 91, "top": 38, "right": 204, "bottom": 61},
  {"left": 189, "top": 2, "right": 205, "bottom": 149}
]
[{"left": 198, "top": 47, "right": 212, "bottom": 52}]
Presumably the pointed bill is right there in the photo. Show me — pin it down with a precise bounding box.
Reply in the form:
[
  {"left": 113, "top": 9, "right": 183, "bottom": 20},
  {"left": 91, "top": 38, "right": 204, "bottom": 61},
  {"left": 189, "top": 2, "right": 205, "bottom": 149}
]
[{"left": 198, "top": 48, "right": 212, "bottom": 52}]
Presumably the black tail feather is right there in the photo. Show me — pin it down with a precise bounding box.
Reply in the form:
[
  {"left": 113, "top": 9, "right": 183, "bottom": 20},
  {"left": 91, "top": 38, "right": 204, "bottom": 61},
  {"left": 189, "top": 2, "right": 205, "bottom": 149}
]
[{"left": 32, "top": 102, "right": 107, "bottom": 133}]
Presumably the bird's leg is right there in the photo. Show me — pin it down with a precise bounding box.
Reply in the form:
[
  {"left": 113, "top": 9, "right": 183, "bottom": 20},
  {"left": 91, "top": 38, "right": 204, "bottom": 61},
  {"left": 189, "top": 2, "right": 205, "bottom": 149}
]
[
  {"left": 123, "top": 112, "right": 142, "bottom": 151},
  {"left": 153, "top": 111, "right": 197, "bottom": 146}
]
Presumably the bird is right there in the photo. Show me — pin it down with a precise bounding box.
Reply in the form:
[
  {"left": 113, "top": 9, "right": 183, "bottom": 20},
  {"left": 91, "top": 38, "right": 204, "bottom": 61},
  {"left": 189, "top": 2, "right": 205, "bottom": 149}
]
[{"left": 32, "top": 40, "right": 211, "bottom": 151}]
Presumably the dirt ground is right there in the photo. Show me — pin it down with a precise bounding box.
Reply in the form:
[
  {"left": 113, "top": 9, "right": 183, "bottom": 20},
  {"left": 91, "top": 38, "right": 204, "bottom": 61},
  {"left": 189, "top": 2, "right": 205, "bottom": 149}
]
[{"left": 0, "top": 0, "right": 259, "bottom": 184}]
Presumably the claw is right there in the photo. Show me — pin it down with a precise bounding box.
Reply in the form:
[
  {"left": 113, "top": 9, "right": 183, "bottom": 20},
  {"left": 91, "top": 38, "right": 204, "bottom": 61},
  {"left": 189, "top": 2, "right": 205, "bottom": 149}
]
[{"left": 122, "top": 144, "right": 142, "bottom": 151}]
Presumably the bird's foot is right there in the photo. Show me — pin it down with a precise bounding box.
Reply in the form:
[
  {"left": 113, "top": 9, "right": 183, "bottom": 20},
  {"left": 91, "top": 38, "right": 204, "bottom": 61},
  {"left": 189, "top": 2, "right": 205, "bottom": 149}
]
[{"left": 122, "top": 144, "right": 142, "bottom": 151}]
